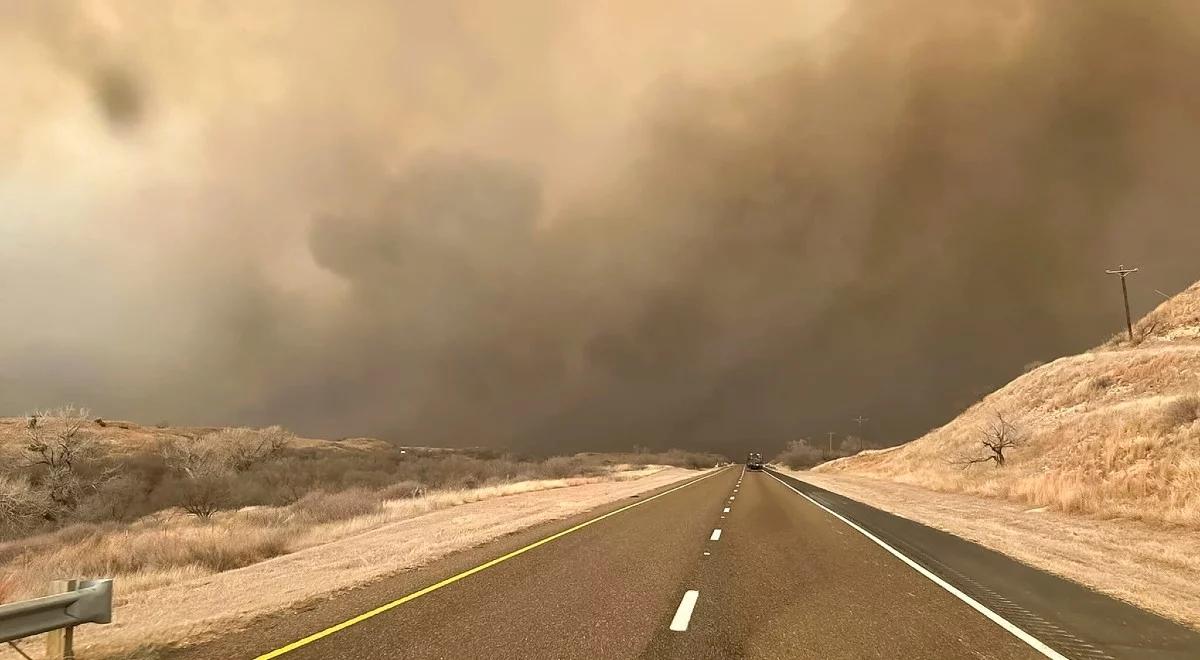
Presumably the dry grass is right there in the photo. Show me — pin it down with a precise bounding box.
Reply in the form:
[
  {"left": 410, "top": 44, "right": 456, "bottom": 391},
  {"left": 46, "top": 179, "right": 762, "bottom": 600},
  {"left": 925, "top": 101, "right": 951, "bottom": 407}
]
[
  {"left": 0, "top": 466, "right": 701, "bottom": 660},
  {"left": 818, "top": 347, "right": 1200, "bottom": 526},
  {"left": 1102, "top": 280, "right": 1200, "bottom": 348},
  {"left": 785, "top": 471, "right": 1200, "bottom": 629}
]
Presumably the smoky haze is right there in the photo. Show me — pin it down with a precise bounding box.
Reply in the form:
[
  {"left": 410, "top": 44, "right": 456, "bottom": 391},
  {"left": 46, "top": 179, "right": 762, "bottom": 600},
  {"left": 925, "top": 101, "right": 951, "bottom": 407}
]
[{"left": 3, "top": 1, "right": 1200, "bottom": 456}]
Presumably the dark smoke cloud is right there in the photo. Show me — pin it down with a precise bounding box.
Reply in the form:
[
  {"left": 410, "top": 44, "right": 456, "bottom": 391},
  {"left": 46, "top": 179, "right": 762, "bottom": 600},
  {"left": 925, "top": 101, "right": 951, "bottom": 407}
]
[{"left": 4, "top": 1, "right": 1200, "bottom": 456}]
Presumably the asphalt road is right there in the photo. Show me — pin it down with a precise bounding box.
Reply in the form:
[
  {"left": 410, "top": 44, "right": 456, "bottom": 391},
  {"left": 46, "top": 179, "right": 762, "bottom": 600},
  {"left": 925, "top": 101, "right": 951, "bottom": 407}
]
[{"left": 171, "top": 466, "right": 1200, "bottom": 660}]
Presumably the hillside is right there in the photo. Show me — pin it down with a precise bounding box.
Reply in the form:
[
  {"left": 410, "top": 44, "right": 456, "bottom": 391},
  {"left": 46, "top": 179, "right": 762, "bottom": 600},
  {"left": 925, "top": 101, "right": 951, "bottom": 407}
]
[
  {"left": 816, "top": 280, "right": 1200, "bottom": 528},
  {"left": 0, "top": 416, "right": 399, "bottom": 456}
]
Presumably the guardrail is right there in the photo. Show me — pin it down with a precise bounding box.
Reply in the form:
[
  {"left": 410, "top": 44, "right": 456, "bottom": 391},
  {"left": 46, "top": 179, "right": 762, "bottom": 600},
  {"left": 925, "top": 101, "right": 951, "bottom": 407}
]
[{"left": 0, "top": 579, "right": 113, "bottom": 659}]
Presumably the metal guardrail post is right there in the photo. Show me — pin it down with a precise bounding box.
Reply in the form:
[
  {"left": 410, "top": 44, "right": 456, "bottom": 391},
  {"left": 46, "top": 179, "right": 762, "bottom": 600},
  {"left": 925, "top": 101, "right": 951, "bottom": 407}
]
[{"left": 45, "top": 580, "right": 76, "bottom": 660}]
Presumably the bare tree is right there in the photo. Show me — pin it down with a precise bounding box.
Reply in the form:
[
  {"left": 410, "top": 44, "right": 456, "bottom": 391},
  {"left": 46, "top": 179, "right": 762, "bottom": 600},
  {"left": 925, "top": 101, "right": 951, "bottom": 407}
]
[
  {"left": 955, "top": 411, "right": 1025, "bottom": 467},
  {"left": 160, "top": 426, "right": 292, "bottom": 518},
  {"left": 22, "top": 406, "right": 92, "bottom": 472},
  {"left": 19, "top": 406, "right": 114, "bottom": 511},
  {"left": 161, "top": 433, "right": 234, "bottom": 519},
  {"left": 223, "top": 425, "right": 292, "bottom": 472}
]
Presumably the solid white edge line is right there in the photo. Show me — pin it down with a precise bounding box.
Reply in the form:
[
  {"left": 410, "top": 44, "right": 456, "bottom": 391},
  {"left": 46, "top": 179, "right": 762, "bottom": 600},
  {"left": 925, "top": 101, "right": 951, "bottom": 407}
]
[
  {"left": 670, "top": 590, "right": 700, "bottom": 631},
  {"left": 710, "top": 529, "right": 722, "bottom": 541},
  {"left": 764, "top": 471, "right": 1068, "bottom": 660}
]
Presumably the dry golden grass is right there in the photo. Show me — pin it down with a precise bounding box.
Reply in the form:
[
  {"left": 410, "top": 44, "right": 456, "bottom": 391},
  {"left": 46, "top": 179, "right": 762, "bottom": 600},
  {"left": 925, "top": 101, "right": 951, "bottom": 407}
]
[
  {"left": 818, "top": 280, "right": 1200, "bottom": 528},
  {"left": 1102, "top": 280, "right": 1200, "bottom": 347}
]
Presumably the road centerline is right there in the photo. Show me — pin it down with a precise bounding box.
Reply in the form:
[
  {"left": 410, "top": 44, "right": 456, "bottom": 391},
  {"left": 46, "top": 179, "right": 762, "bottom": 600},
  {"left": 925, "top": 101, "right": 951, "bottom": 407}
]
[{"left": 669, "top": 591, "right": 700, "bottom": 632}]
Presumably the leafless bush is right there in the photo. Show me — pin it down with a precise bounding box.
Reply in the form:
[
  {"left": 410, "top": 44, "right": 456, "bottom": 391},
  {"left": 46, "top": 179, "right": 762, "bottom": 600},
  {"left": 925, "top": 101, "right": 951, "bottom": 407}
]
[
  {"left": 174, "top": 473, "right": 234, "bottom": 519},
  {"left": 160, "top": 427, "right": 292, "bottom": 518},
  {"left": 291, "top": 488, "right": 383, "bottom": 523},
  {"left": 541, "top": 456, "right": 597, "bottom": 479},
  {"left": 1108, "top": 320, "right": 1163, "bottom": 348},
  {"left": 1131, "top": 320, "right": 1162, "bottom": 346},
  {"left": 73, "top": 473, "right": 143, "bottom": 523},
  {"left": 223, "top": 425, "right": 292, "bottom": 471},
  {"left": 0, "top": 474, "right": 54, "bottom": 537},
  {"left": 956, "top": 411, "right": 1025, "bottom": 468},
  {"left": 378, "top": 480, "right": 425, "bottom": 500},
  {"left": 1161, "top": 395, "right": 1200, "bottom": 430},
  {"left": 161, "top": 435, "right": 240, "bottom": 518}
]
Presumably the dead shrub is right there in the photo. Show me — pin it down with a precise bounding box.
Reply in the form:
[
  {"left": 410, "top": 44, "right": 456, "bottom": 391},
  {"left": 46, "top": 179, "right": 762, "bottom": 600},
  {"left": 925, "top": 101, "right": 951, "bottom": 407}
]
[
  {"left": 291, "top": 489, "right": 382, "bottom": 524},
  {"left": 161, "top": 427, "right": 291, "bottom": 517},
  {"left": 378, "top": 480, "right": 425, "bottom": 500},
  {"left": 1161, "top": 395, "right": 1200, "bottom": 430},
  {"left": 0, "top": 474, "right": 53, "bottom": 538},
  {"left": 540, "top": 456, "right": 593, "bottom": 479},
  {"left": 180, "top": 529, "right": 291, "bottom": 572}
]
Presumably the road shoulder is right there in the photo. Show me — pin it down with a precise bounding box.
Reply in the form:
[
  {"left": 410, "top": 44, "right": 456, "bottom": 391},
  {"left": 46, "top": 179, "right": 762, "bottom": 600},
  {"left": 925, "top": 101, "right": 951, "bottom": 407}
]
[
  {"left": 782, "top": 469, "right": 1200, "bottom": 630},
  {"left": 772, "top": 469, "right": 1200, "bottom": 659}
]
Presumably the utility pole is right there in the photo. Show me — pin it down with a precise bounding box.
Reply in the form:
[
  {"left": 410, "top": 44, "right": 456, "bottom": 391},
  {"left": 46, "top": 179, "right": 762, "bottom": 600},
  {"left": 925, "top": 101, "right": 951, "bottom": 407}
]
[
  {"left": 853, "top": 415, "right": 869, "bottom": 452},
  {"left": 1104, "top": 265, "right": 1139, "bottom": 341},
  {"left": 826, "top": 431, "right": 835, "bottom": 454}
]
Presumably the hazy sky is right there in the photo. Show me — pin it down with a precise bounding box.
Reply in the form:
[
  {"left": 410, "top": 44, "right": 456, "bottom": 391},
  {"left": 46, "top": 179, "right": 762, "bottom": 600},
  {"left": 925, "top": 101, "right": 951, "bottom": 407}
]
[{"left": 3, "top": 1, "right": 1199, "bottom": 455}]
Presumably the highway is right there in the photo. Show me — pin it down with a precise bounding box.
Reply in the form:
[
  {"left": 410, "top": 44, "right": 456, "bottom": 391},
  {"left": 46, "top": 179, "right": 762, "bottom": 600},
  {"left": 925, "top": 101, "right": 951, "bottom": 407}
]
[{"left": 172, "top": 466, "right": 1200, "bottom": 659}]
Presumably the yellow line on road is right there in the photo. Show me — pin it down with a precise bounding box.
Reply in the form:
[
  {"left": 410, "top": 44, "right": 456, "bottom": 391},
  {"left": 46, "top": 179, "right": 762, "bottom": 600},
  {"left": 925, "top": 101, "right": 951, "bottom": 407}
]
[{"left": 255, "top": 465, "right": 732, "bottom": 659}]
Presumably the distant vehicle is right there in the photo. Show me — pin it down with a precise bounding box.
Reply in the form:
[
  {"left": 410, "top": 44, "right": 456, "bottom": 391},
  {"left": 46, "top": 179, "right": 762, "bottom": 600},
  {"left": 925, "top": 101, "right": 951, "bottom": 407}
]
[{"left": 747, "top": 452, "right": 764, "bottom": 470}]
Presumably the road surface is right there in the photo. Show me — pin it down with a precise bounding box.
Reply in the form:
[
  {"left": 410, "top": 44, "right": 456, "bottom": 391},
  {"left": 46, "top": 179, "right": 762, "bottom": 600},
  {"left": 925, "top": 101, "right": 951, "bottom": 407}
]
[{"left": 171, "top": 466, "right": 1200, "bottom": 659}]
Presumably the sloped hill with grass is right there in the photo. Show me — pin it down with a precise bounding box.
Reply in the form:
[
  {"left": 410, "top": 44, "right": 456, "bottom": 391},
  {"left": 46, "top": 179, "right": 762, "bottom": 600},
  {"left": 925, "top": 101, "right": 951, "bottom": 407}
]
[{"left": 817, "top": 280, "right": 1200, "bottom": 528}]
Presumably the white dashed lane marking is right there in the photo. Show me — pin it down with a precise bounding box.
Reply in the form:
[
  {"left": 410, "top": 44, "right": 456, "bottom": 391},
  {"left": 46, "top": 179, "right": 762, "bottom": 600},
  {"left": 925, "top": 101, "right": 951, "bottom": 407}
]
[{"left": 670, "top": 591, "right": 700, "bottom": 631}]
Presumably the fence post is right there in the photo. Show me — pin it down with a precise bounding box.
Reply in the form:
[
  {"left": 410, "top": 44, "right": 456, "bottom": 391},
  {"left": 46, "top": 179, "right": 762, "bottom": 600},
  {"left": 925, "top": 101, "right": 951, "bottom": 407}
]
[{"left": 44, "top": 580, "right": 77, "bottom": 660}]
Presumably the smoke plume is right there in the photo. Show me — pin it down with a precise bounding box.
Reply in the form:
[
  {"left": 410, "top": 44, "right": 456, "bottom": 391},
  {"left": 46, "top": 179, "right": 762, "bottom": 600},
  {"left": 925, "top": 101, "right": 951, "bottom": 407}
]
[{"left": 3, "top": 1, "right": 1200, "bottom": 455}]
